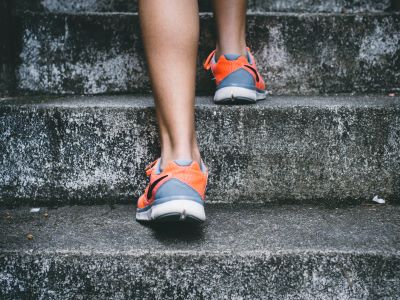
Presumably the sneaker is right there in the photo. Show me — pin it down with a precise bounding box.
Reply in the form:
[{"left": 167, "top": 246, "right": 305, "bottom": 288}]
[
  {"left": 203, "top": 47, "right": 267, "bottom": 104},
  {"left": 136, "top": 158, "right": 208, "bottom": 223}
]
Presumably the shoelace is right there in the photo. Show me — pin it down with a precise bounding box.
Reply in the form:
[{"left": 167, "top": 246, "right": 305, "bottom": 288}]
[
  {"left": 203, "top": 47, "right": 255, "bottom": 71},
  {"left": 203, "top": 50, "right": 216, "bottom": 71},
  {"left": 145, "top": 159, "right": 158, "bottom": 177}
]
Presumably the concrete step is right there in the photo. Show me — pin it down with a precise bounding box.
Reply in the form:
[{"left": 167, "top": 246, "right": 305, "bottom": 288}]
[
  {"left": 1, "top": 204, "right": 399, "bottom": 299},
  {"left": 1, "top": 95, "right": 399, "bottom": 206},
  {"left": 15, "top": 12, "right": 400, "bottom": 95},
  {"left": 16, "top": 0, "right": 394, "bottom": 13}
]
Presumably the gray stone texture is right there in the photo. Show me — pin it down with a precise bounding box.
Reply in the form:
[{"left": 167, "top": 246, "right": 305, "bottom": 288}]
[
  {"left": 1, "top": 204, "right": 399, "bottom": 299},
  {"left": 15, "top": 12, "right": 400, "bottom": 95},
  {"left": 16, "top": 0, "right": 394, "bottom": 13},
  {"left": 0, "top": 95, "right": 399, "bottom": 206}
]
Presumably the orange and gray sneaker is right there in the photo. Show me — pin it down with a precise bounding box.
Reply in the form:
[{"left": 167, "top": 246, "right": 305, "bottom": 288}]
[
  {"left": 136, "top": 159, "right": 208, "bottom": 223},
  {"left": 203, "top": 47, "right": 267, "bottom": 104}
]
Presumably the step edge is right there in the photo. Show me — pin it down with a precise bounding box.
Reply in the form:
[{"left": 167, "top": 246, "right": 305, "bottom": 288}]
[
  {"left": 1, "top": 249, "right": 399, "bottom": 257},
  {"left": 16, "top": 11, "right": 400, "bottom": 18}
]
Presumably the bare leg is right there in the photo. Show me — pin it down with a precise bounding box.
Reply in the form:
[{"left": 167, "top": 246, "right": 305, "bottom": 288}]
[
  {"left": 139, "top": 0, "right": 201, "bottom": 168},
  {"left": 213, "top": 0, "right": 248, "bottom": 59}
]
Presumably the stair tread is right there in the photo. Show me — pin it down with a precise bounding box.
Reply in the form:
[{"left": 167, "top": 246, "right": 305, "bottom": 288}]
[
  {"left": 1, "top": 204, "right": 399, "bottom": 254},
  {"left": 2, "top": 94, "right": 400, "bottom": 108}
]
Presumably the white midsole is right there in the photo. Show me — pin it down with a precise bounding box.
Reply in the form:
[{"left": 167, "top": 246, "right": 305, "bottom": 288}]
[
  {"left": 214, "top": 86, "right": 266, "bottom": 102},
  {"left": 136, "top": 199, "right": 206, "bottom": 222}
]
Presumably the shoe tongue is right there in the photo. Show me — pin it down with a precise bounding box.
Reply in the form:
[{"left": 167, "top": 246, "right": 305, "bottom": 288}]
[
  {"left": 174, "top": 159, "right": 193, "bottom": 166},
  {"left": 224, "top": 54, "right": 241, "bottom": 61}
]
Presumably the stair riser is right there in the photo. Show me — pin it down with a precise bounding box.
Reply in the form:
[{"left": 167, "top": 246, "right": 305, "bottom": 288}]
[
  {"left": 16, "top": 13, "right": 400, "bottom": 95},
  {"left": 16, "top": 0, "right": 393, "bottom": 13},
  {"left": 1, "top": 252, "right": 399, "bottom": 299},
  {"left": 1, "top": 98, "right": 399, "bottom": 206}
]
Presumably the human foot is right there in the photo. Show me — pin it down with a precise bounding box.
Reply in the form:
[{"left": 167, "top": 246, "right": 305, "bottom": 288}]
[
  {"left": 136, "top": 159, "right": 208, "bottom": 223},
  {"left": 204, "top": 47, "right": 267, "bottom": 104}
]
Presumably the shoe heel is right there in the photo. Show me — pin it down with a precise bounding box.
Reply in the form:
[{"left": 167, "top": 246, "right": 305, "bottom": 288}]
[
  {"left": 214, "top": 86, "right": 258, "bottom": 104},
  {"left": 151, "top": 199, "right": 206, "bottom": 223}
]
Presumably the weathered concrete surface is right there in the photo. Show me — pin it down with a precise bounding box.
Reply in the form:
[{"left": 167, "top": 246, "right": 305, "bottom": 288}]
[
  {"left": 0, "top": 95, "right": 399, "bottom": 206},
  {"left": 0, "top": 0, "right": 17, "bottom": 96},
  {"left": 16, "top": 0, "right": 393, "bottom": 13},
  {"left": 1, "top": 204, "right": 399, "bottom": 299},
  {"left": 15, "top": 12, "right": 400, "bottom": 95}
]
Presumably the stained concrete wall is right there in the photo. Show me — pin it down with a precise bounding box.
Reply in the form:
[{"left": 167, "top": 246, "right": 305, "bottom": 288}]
[
  {"left": 14, "top": 13, "right": 400, "bottom": 95},
  {"left": 1, "top": 96, "right": 399, "bottom": 206}
]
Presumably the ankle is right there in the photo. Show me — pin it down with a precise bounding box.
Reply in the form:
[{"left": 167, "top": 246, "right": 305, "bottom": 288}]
[
  {"left": 215, "top": 44, "right": 247, "bottom": 60},
  {"left": 160, "top": 148, "right": 201, "bottom": 169}
]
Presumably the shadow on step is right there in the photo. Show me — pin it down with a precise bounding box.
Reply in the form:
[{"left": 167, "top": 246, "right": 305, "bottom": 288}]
[{"left": 140, "top": 221, "right": 206, "bottom": 243}]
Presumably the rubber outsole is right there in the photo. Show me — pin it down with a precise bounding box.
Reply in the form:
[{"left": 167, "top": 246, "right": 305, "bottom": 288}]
[
  {"left": 214, "top": 86, "right": 267, "bottom": 105},
  {"left": 140, "top": 213, "right": 204, "bottom": 224},
  {"left": 136, "top": 199, "right": 206, "bottom": 223}
]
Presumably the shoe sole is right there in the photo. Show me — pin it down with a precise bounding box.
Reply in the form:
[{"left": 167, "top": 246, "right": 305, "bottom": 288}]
[
  {"left": 214, "top": 86, "right": 267, "bottom": 105},
  {"left": 136, "top": 199, "right": 206, "bottom": 223}
]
